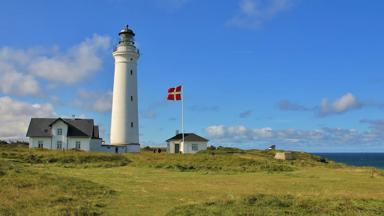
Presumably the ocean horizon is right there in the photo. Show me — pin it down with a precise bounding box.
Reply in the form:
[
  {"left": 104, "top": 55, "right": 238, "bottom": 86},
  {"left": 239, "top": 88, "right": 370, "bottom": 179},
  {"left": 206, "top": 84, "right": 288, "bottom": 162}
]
[{"left": 314, "top": 153, "right": 384, "bottom": 169}]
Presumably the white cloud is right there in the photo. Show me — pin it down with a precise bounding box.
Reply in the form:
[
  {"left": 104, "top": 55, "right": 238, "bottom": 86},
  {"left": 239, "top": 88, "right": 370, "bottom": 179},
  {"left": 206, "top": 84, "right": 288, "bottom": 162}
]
[
  {"left": 0, "top": 62, "right": 40, "bottom": 96},
  {"left": 0, "top": 34, "right": 111, "bottom": 92},
  {"left": 361, "top": 119, "right": 384, "bottom": 132},
  {"left": 205, "top": 125, "right": 226, "bottom": 137},
  {"left": 30, "top": 34, "right": 110, "bottom": 84},
  {"left": 0, "top": 96, "right": 55, "bottom": 138},
  {"left": 229, "top": 0, "right": 294, "bottom": 28},
  {"left": 319, "top": 93, "right": 362, "bottom": 116},
  {"left": 279, "top": 93, "right": 364, "bottom": 117},
  {"left": 204, "top": 124, "right": 383, "bottom": 149},
  {"left": 72, "top": 89, "right": 112, "bottom": 113}
]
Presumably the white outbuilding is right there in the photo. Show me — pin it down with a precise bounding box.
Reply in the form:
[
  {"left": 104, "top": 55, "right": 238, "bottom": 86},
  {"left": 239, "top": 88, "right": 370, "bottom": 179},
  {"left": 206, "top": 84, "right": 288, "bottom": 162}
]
[{"left": 166, "top": 133, "right": 209, "bottom": 154}]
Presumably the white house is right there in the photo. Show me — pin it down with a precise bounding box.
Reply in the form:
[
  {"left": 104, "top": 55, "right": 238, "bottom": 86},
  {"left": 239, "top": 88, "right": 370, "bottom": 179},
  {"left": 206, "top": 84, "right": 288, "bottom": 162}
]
[
  {"left": 26, "top": 118, "right": 130, "bottom": 153},
  {"left": 166, "top": 133, "right": 209, "bottom": 154}
]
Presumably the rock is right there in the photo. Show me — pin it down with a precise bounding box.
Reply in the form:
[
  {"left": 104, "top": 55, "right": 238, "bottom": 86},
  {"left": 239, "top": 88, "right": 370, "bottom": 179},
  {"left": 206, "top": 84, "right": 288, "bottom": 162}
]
[{"left": 274, "top": 152, "right": 295, "bottom": 160}]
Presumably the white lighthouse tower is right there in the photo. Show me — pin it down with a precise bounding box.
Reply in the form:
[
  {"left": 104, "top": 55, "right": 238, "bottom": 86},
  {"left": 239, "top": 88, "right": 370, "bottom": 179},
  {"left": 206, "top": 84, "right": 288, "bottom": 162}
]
[{"left": 110, "top": 25, "right": 140, "bottom": 152}]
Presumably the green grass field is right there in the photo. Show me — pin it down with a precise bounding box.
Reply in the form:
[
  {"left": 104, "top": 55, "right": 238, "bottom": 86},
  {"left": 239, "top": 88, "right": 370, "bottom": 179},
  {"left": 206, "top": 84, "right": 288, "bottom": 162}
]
[{"left": 1, "top": 144, "right": 383, "bottom": 215}]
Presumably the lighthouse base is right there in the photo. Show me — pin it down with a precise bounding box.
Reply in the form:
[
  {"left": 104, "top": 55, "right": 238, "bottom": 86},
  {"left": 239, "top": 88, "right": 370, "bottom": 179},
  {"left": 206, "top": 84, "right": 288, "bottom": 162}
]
[{"left": 99, "top": 143, "right": 140, "bottom": 154}]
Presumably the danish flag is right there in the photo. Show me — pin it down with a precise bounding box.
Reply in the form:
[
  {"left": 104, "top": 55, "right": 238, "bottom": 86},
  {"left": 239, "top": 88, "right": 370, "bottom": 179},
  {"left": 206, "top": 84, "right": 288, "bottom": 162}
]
[{"left": 167, "top": 85, "right": 182, "bottom": 101}]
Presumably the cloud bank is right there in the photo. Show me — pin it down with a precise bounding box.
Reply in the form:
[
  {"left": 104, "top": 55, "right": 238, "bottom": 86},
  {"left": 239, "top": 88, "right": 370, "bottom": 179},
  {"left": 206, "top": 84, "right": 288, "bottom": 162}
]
[
  {"left": 72, "top": 89, "right": 113, "bottom": 113},
  {"left": 0, "top": 34, "right": 111, "bottom": 97},
  {"left": 204, "top": 124, "right": 383, "bottom": 149},
  {"left": 0, "top": 96, "right": 56, "bottom": 138},
  {"left": 319, "top": 93, "right": 362, "bottom": 116},
  {"left": 278, "top": 93, "right": 364, "bottom": 117}
]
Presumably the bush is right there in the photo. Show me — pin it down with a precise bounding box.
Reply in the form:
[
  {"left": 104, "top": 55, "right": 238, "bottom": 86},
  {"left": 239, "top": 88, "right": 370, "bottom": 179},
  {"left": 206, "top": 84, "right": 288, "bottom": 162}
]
[{"left": 207, "top": 145, "right": 216, "bottom": 150}]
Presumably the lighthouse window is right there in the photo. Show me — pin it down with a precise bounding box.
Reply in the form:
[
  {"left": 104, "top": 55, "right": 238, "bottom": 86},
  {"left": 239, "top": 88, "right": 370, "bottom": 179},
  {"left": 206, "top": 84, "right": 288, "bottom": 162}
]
[
  {"left": 130, "top": 58, "right": 133, "bottom": 61},
  {"left": 131, "top": 122, "right": 134, "bottom": 128},
  {"left": 131, "top": 96, "right": 133, "bottom": 101},
  {"left": 130, "top": 70, "right": 133, "bottom": 75}
]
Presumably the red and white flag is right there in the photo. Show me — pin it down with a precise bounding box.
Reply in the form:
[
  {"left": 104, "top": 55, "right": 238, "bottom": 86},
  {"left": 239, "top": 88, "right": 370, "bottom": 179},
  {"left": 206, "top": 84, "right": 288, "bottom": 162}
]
[{"left": 167, "top": 85, "right": 182, "bottom": 101}]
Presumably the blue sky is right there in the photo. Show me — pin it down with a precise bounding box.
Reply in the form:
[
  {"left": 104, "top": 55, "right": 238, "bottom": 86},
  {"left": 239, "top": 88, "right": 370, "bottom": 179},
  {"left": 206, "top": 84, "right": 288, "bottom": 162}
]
[{"left": 1, "top": 0, "right": 384, "bottom": 152}]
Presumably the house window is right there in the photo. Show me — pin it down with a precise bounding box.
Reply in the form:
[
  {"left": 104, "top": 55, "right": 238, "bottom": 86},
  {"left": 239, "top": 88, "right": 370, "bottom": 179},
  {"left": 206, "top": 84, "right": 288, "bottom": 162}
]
[
  {"left": 131, "top": 122, "right": 134, "bottom": 128},
  {"left": 57, "top": 141, "right": 62, "bottom": 149},
  {"left": 192, "top": 144, "right": 199, "bottom": 151},
  {"left": 57, "top": 128, "right": 62, "bottom": 135},
  {"left": 38, "top": 140, "right": 43, "bottom": 149},
  {"left": 75, "top": 141, "right": 81, "bottom": 149}
]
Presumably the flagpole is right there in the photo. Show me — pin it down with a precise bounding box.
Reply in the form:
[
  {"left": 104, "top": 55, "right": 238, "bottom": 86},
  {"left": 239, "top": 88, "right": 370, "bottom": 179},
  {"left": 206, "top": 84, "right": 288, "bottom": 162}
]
[{"left": 181, "top": 86, "right": 184, "bottom": 147}]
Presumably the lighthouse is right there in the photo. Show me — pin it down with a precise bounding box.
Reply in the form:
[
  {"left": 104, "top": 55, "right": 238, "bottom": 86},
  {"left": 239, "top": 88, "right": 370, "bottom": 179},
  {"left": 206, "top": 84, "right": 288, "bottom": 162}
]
[{"left": 110, "top": 25, "right": 140, "bottom": 152}]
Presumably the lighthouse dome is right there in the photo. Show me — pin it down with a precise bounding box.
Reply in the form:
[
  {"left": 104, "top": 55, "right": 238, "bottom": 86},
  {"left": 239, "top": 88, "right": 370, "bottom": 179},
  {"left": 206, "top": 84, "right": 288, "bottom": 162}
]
[{"left": 119, "top": 25, "right": 135, "bottom": 36}]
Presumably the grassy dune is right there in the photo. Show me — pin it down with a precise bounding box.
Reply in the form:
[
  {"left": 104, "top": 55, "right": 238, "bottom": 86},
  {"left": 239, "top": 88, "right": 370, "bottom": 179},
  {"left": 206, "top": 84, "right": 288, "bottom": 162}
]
[
  {"left": 167, "top": 194, "right": 384, "bottom": 216},
  {"left": 0, "top": 159, "right": 115, "bottom": 215},
  {"left": 1, "top": 144, "right": 383, "bottom": 215}
]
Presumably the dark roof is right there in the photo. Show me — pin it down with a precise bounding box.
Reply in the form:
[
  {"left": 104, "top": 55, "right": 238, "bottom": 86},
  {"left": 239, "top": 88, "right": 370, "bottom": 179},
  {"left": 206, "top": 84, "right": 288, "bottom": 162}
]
[
  {"left": 166, "top": 133, "right": 209, "bottom": 142},
  {"left": 26, "top": 118, "right": 53, "bottom": 137},
  {"left": 26, "top": 118, "right": 100, "bottom": 138}
]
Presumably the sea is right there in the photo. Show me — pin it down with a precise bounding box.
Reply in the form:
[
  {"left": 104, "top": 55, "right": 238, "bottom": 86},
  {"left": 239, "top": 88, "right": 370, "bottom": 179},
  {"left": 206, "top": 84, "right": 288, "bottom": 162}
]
[{"left": 314, "top": 153, "right": 384, "bottom": 170}]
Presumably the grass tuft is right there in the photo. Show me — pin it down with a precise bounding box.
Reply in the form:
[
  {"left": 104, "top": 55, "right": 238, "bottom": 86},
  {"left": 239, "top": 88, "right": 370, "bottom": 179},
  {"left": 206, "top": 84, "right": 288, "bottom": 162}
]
[
  {"left": 0, "top": 144, "right": 131, "bottom": 168},
  {"left": 129, "top": 148, "right": 343, "bottom": 174},
  {"left": 166, "top": 194, "right": 384, "bottom": 216},
  {"left": 0, "top": 160, "right": 115, "bottom": 215}
]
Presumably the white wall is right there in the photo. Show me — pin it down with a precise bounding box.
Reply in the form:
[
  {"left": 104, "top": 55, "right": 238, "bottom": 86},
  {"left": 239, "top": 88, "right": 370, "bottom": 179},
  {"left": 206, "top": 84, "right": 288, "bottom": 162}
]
[
  {"left": 51, "top": 120, "right": 68, "bottom": 150},
  {"left": 183, "top": 141, "right": 207, "bottom": 154},
  {"left": 167, "top": 141, "right": 181, "bottom": 153},
  {"left": 167, "top": 141, "right": 208, "bottom": 154},
  {"left": 67, "top": 137, "right": 91, "bottom": 151},
  {"left": 28, "top": 117, "right": 141, "bottom": 153},
  {"left": 93, "top": 144, "right": 139, "bottom": 154},
  {"left": 29, "top": 137, "right": 52, "bottom": 149},
  {"left": 30, "top": 136, "right": 92, "bottom": 151},
  {"left": 89, "top": 139, "right": 116, "bottom": 153}
]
